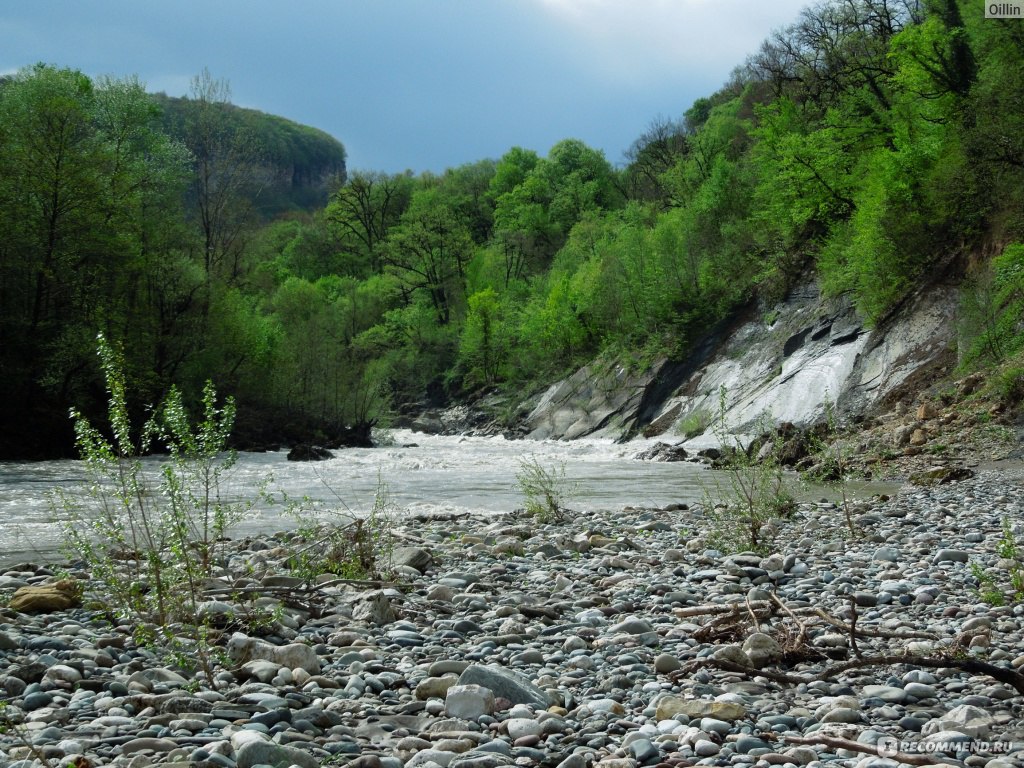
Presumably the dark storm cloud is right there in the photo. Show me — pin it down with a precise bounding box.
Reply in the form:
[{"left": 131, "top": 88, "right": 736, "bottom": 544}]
[{"left": 2, "top": 0, "right": 809, "bottom": 172}]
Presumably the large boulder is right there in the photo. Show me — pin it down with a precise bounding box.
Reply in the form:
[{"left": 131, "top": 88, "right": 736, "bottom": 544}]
[
  {"left": 286, "top": 444, "right": 334, "bottom": 461},
  {"left": 10, "top": 580, "right": 82, "bottom": 613},
  {"left": 457, "top": 665, "right": 552, "bottom": 709},
  {"left": 226, "top": 633, "right": 320, "bottom": 674},
  {"left": 634, "top": 442, "right": 688, "bottom": 462}
]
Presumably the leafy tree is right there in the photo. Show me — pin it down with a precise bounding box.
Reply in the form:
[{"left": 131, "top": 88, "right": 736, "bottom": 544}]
[
  {"left": 183, "top": 68, "right": 261, "bottom": 283},
  {"left": 325, "top": 170, "right": 413, "bottom": 275},
  {"left": 0, "top": 65, "right": 189, "bottom": 456},
  {"left": 381, "top": 188, "right": 475, "bottom": 325},
  {"left": 457, "top": 287, "right": 510, "bottom": 387}
]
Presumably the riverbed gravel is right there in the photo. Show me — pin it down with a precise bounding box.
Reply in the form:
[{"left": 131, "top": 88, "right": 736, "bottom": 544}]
[{"left": 1, "top": 468, "right": 1023, "bottom": 768}]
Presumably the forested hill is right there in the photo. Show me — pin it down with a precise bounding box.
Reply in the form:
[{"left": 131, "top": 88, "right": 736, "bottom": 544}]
[
  {"left": 1, "top": 0, "right": 1023, "bottom": 460},
  {"left": 152, "top": 92, "right": 347, "bottom": 216}
]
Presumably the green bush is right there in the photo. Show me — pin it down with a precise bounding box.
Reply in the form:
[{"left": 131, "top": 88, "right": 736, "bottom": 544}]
[
  {"left": 56, "top": 335, "right": 257, "bottom": 632},
  {"left": 702, "top": 388, "right": 796, "bottom": 554},
  {"left": 516, "top": 456, "right": 577, "bottom": 523}
]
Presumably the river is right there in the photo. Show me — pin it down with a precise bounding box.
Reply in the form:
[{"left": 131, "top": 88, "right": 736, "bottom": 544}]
[{"left": 0, "top": 430, "right": 893, "bottom": 567}]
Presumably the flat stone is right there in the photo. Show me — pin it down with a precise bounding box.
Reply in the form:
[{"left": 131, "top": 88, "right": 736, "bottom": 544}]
[
  {"left": 120, "top": 737, "right": 180, "bottom": 754},
  {"left": 445, "top": 684, "right": 496, "bottom": 720},
  {"left": 392, "top": 547, "right": 433, "bottom": 572},
  {"left": 457, "top": 665, "right": 551, "bottom": 709},
  {"left": 932, "top": 549, "right": 970, "bottom": 564},
  {"left": 654, "top": 695, "right": 746, "bottom": 722},
  {"left": 235, "top": 739, "right": 320, "bottom": 768},
  {"left": 416, "top": 674, "right": 460, "bottom": 700}
]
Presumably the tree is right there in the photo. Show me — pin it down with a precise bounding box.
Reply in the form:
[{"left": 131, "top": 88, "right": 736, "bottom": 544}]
[
  {"left": 325, "top": 170, "right": 414, "bottom": 275},
  {"left": 381, "top": 188, "right": 475, "bottom": 325},
  {"left": 0, "top": 66, "right": 190, "bottom": 456},
  {"left": 184, "top": 68, "right": 261, "bottom": 284},
  {"left": 622, "top": 116, "right": 689, "bottom": 206}
]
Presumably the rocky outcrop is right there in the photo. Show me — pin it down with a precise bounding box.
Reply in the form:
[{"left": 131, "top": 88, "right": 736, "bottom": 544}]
[
  {"left": 286, "top": 444, "right": 334, "bottom": 461},
  {"left": 522, "top": 278, "right": 958, "bottom": 444}
]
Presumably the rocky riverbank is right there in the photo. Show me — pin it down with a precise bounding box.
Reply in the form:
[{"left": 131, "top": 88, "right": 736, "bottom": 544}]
[{"left": 1, "top": 469, "right": 1023, "bottom": 768}]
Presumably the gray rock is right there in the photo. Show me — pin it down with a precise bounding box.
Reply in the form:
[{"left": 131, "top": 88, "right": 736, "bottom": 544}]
[
  {"left": 821, "top": 707, "right": 864, "bottom": 724},
  {"left": 120, "top": 737, "right": 179, "bottom": 754},
  {"left": 742, "top": 632, "right": 783, "bottom": 666},
  {"left": 555, "top": 755, "right": 590, "bottom": 768},
  {"left": 712, "top": 644, "right": 751, "bottom": 666},
  {"left": 694, "top": 739, "right": 721, "bottom": 756},
  {"left": 353, "top": 591, "right": 399, "bottom": 625},
  {"left": 457, "top": 665, "right": 551, "bottom": 709},
  {"left": 903, "top": 682, "right": 937, "bottom": 699},
  {"left": 468, "top": 683, "right": 513, "bottom": 724},
  {"left": 654, "top": 653, "right": 681, "bottom": 673},
  {"left": 416, "top": 674, "right": 460, "bottom": 700},
  {"left": 235, "top": 739, "right": 320, "bottom": 768},
  {"left": 226, "top": 632, "right": 320, "bottom": 674},
  {"left": 506, "top": 717, "right": 543, "bottom": 740},
  {"left": 610, "top": 617, "right": 654, "bottom": 635},
  {"left": 932, "top": 549, "right": 970, "bottom": 564},
  {"left": 407, "top": 750, "right": 458, "bottom": 768},
  {"left": 735, "top": 736, "right": 772, "bottom": 754},
  {"left": 922, "top": 705, "right": 991, "bottom": 738},
  {"left": 872, "top": 547, "right": 900, "bottom": 562},
  {"left": 392, "top": 546, "right": 433, "bottom": 572},
  {"left": 629, "top": 738, "right": 659, "bottom": 763}
]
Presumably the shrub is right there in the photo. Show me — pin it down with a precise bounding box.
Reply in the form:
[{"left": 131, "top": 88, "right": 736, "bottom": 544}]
[
  {"left": 971, "top": 518, "right": 1024, "bottom": 606},
  {"left": 516, "top": 456, "right": 577, "bottom": 523},
  {"left": 285, "top": 472, "right": 397, "bottom": 581},
  {"left": 56, "top": 335, "right": 256, "bottom": 633},
  {"left": 995, "top": 366, "right": 1024, "bottom": 408},
  {"left": 702, "top": 388, "right": 796, "bottom": 554}
]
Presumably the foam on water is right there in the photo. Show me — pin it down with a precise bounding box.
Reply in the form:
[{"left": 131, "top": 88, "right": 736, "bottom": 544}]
[{"left": 0, "top": 431, "right": 710, "bottom": 565}]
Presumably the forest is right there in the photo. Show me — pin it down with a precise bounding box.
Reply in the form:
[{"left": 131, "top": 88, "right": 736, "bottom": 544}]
[{"left": 1, "top": 0, "right": 1022, "bottom": 458}]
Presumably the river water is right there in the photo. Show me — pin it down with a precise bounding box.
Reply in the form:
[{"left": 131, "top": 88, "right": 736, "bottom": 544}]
[{"left": 0, "top": 430, "right": 892, "bottom": 567}]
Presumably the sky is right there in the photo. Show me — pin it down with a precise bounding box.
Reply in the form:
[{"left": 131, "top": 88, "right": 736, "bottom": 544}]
[{"left": 1, "top": 0, "right": 811, "bottom": 174}]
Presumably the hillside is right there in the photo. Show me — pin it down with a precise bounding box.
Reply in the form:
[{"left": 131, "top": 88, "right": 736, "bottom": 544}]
[{"left": 152, "top": 92, "right": 347, "bottom": 217}]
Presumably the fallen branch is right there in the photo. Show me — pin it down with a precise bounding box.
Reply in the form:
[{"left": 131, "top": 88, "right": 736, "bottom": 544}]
[
  {"left": 781, "top": 733, "right": 958, "bottom": 766},
  {"left": 814, "top": 608, "right": 938, "bottom": 640},
  {"left": 672, "top": 652, "right": 1024, "bottom": 695},
  {"left": 673, "top": 601, "right": 774, "bottom": 618}
]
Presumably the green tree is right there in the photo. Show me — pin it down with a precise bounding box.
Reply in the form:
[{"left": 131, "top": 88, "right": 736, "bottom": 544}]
[
  {"left": 381, "top": 188, "right": 475, "bottom": 325},
  {"left": 183, "top": 68, "right": 261, "bottom": 283},
  {"left": 325, "top": 170, "right": 414, "bottom": 275}
]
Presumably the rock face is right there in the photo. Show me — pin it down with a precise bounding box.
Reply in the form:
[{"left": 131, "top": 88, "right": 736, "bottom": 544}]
[{"left": 522, "top": 278, "right": 958, "bottom": 443}]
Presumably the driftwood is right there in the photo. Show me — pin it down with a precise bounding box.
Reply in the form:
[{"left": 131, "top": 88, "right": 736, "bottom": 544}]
[
  {"left": 780, "top": 733, "right": 958, "bottom": 766},
  {"left": 670, "top": 593, "right": 1024, "bottom": 695},
  {"left": 673, "top": 650, "right": 1024, "bottom": 696}
]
